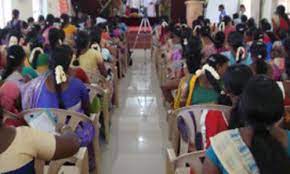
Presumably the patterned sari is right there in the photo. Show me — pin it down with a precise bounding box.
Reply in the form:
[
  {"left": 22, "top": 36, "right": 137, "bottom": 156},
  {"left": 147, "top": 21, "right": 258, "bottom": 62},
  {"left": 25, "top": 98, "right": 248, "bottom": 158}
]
[{"left": 207, "top": 129, "right": 260, "bottom": 174}]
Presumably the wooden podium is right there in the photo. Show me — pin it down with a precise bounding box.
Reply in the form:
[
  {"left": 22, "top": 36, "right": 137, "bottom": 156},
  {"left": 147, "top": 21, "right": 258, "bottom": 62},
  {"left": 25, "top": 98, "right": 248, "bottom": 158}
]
[{"left": 185, "top": 0, "right": 204, "bottom": 27}]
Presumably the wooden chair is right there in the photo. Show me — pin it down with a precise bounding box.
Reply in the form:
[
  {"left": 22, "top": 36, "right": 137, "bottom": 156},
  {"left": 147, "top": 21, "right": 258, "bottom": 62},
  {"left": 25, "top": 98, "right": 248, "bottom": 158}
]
[
  {"left": 19, "top": 109, "right": 100, "bottom": 174},
  {"left": 169, "top": 104, "right": 231, "bottom": 155},
  {"left": 86, "top": 84, "right": 111, "bottom": 143},
  {"left": 166, "top": 148, "right": 205, "bottom": 174}
]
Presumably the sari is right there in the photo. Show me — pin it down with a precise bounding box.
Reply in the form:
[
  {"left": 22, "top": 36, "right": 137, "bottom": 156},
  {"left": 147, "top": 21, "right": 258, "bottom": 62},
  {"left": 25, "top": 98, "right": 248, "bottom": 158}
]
[
  {"left": 174, "top": 74, "right": 196, "bottom": 109},
  {"left": 207, "top": 129, "right": 260, "bottom": 174},
  {"left": 0, "top": 82, "right": 26, "bottom": 127}
]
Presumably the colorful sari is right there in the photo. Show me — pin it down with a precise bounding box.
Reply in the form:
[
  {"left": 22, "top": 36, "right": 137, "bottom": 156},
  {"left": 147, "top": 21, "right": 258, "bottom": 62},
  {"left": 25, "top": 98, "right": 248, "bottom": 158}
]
[{"left": 207, "top": 129, "right": 260, "bottom": 174}]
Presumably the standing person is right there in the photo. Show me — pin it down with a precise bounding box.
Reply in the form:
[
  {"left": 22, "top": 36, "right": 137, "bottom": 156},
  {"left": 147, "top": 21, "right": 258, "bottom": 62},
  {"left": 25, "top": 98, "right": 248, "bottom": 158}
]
[
  {"left": 7, "top": 9, "right": 21, "bottom": 32},
  {"left": 239, "top": 4, "right": 246, "bottom": 17},
  {"left": 144, "top": 0, "right": 157, "bottom": 17},
  {"left": 218, "top": 4, "right": 227, "bottom": 23},
  {"left": 61, "top": 13, "right": 77, "bottom": 46},
  {"left": 273, "top": 5, "right": 290, "bottom": 34}
]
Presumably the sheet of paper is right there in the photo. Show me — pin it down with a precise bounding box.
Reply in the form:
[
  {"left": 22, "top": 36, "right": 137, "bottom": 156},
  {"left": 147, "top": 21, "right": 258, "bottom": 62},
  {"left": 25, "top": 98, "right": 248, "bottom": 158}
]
[{"left": 25, "top": 111, "right": 56, "bottom": 133}]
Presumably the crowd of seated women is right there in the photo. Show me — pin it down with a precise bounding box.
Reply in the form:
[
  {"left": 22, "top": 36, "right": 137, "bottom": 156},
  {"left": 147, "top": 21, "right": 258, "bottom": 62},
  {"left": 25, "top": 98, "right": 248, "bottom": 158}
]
[
  {"left": 157, "top": 4, "right": 290, "bottom": 174},
  {"left": 0, "top": 9, "right": 128, "bottom": 173}
]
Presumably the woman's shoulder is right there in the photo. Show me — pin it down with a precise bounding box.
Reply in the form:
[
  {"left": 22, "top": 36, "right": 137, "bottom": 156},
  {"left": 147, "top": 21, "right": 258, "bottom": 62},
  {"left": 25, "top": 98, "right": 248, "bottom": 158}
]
[
  {"left": 69, "top": 77, "right": 86, "bottom": 89},
  {"left": 211, "top": 128, "right": 239, "bottom": 142}
]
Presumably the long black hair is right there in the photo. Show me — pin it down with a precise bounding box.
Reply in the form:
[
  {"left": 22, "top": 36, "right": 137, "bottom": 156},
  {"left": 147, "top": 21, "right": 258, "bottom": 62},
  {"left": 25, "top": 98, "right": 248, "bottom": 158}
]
[
  {"left": 48, "top": 28, "right": 63, "bottom": 50},
  {"left": 1, "top": 45, "right": 25, "bottom": 80},
  {"left": 213, "top": 31, "right": 225, "bottom": 50},
  {"left": 239, "top": 75, "right": 290, "bottom": 174},
  {"left": 224, "top": 65, "right": 253, "bottom": 128},
  {"left": 250, "top": 41, "right": 268, "bottom": 75},
  {"left": 73, "top": 31, "right": 90, "bottom": 66},
  {"left": 60, "top": 13, "right": 70, "bottom": 28},
  {"left": 90, "top": 27, "right": 102, "bottom": 50},
  {"left": 49, "top": 45, "right": 73, "bottom": 109},
  {"left": 260, "top": 19, "right": 277, "bottom": 43},
  {"left": 184, "top": 35, "right": 203, "bottom": 74},
  {"left": 228, "top": 31, "right": 245, "bottom": 63}
]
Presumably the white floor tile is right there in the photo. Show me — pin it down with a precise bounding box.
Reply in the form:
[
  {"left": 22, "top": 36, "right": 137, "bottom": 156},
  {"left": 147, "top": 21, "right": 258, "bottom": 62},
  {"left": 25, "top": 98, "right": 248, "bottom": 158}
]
[{"left": 101, "top": 50, "right": 168, "bottom": 174}]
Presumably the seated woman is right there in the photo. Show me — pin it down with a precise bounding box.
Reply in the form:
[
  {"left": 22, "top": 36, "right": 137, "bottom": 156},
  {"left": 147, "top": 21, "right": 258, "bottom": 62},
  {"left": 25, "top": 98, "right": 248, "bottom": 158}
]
[
  {"left": 200, "top": 26, "right": 215, "bottom": 61},
  {"left": 173, "top": 36, "right": 202, "bottom": 109},
  {"left": 174, "top": 37, "right": 229, "bottom": 108},
  {"left": 221, "top": 16, "right": 236, "bottom": 39},
  {"left": 203, "top": 75, "right": 290, "bottom": 174},
  {"left": 271, "top": 42, "right": 287, "bottom": 81},
  {"left": 1, "top": 45, "right": 37, "bottom": 87},
  {"left": 222, "top": 31, "right": 252, "bottom": 65},
  {"left": 28, "top": 44, "right": 49, "bottom": 75},
  {"left": 212, "top": 31, "right": 228, "bottom": 54},
  {"left": 203, "top": 65, "right": 253, "bottom": 148},
  {"left": 249, "top": 41, "right": 273, "bottom": 77},
  {"left": 0, "top": 106, "right": 80, "bottom": 173},
  {"left": 22, "top": 45, "right": 90, "bottom": 115},
  {"left": 161, "top": 27, "right": 190, "bottom": 106},
  {"left": 72, "top": 31, "right": 107, "bottom": 78}
]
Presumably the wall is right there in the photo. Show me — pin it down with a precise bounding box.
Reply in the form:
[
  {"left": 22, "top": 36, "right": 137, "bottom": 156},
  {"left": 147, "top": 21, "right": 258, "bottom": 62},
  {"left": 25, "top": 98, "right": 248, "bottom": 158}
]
[
  {"left": 46, "top": 0, "right": 60, "bottom": 16},
  {"left": 0, "top": 0, "right": 12, "bottom": 27},
  {"left": 11, "top": 0, "right": 33, "bottom": 20},
  {"left": 171, "top": 0, "right": 186, "bottom": 23}
]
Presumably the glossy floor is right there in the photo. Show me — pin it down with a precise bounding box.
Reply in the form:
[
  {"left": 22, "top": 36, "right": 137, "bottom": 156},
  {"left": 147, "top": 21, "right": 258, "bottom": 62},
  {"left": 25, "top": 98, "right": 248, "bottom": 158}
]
[{"left": 101, "top": 50, "right": 169, "bottom": 174}]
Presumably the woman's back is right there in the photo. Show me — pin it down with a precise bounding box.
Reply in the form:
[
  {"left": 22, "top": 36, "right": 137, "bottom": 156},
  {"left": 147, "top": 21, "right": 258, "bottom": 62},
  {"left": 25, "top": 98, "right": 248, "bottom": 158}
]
[
  {"left": 36, "top": 77, "right": 89, "bottom": 112},
  {"left": 205, "top": 128, "right": 290, "bottom": 174},
  {"left": 78, "top": 49, "right": 103, "bottom": 73}
]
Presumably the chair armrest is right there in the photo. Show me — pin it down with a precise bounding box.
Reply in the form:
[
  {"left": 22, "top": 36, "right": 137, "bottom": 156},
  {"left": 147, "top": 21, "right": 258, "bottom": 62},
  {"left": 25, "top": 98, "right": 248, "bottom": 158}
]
[
  {"left": 74, "top": 147, "right": 88, "bottom": 160},
  {"left": 167, "top": 148, "right": 177, "bottom": 162}
]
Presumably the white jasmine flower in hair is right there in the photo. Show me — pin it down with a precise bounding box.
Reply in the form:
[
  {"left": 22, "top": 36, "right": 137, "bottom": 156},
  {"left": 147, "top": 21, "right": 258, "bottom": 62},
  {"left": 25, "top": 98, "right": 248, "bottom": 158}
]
[
  {"left": 29, "top": 47, "right": 44, "bottom": 63},
  {"left": 55, "top": 65, "right": 67, "bottom": 84},
  {"left": 183, "top": 38, "right": 188, "bottom": 45},
  {"left": 195, "top": 64, "right": 220, "bottom": 80}
]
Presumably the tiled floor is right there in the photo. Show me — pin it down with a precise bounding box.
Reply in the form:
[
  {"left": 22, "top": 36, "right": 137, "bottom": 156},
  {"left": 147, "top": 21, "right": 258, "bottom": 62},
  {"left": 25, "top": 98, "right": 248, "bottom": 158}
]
[{"left": 101, "top": 50, "right": 169, "bottom": 174}]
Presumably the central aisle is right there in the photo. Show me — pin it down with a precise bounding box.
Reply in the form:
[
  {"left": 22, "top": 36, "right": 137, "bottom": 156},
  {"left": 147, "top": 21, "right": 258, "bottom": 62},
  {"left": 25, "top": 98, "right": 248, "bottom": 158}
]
[{"left": 101, "top": 50, "right": 168, "bottom": 174}]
